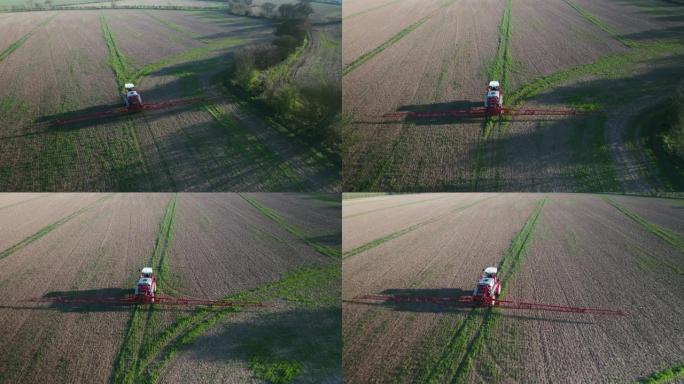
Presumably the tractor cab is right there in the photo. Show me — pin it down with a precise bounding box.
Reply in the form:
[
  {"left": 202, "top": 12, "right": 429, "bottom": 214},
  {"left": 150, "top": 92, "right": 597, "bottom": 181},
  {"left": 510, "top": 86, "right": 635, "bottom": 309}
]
[
  {"left": 135, "top": 267, "right": 157, "bottom": 302},
  {"left": 123, "top": 83, "right": 143, "bottom": 112},
  {"left": 484, "top": 81, "right": 503, "bottom": 113},
  {"left": 473, "top": 267, "right": 501, "bottom": 305}
]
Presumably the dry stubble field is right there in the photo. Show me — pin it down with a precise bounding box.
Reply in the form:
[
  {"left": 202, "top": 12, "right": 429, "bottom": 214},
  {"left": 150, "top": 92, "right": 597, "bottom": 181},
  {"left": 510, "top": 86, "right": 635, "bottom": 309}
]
[
  {"left": 342, "top": 0, "right": 684, "bottom": 192},
  {"left": 0, "top": 4, "right": 340, "bottom": 192},
  {"left": 0, "top": 193, "right": 341, "bottom": 384},
  {"left": 342, "top": 193, "right": 684, "bottom": 383}
]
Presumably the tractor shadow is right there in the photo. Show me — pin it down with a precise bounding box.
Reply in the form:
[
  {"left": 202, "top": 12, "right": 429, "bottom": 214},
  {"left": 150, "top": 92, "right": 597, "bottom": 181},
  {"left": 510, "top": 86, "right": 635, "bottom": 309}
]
[
  {"left": 182, "top": 306, "right": 341, "bottom": 380},
  {"left": 345, "top": 288, "right": 595, "bottom": 325},
  {"left": 1, "top": 288, "right": 194, "bottom": 313}
]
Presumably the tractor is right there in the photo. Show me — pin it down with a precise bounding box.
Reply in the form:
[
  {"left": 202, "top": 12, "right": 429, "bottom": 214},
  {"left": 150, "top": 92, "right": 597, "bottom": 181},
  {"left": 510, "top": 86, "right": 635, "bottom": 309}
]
[
  {"left": 472, "top": 266, "right": 501, "bottom": 305},
  {"left": 123, "top": 83, "right": 143, "bottom": 112},
  {"left": 483, "top": 80, "right": 503, "bottom": 115},
  {"left": 134, "top": 267, "right": 157, "bottom": 303}
]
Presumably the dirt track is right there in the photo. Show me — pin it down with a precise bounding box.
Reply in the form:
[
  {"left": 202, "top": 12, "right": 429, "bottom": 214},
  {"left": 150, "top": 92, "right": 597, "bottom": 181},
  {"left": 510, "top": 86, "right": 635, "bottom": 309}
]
[{"left": 342, "top": 193, "right": 684, "bottom": 383}]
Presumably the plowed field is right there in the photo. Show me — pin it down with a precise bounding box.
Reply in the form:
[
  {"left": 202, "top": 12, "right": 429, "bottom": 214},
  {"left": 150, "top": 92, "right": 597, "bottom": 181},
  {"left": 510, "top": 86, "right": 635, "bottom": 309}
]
[
  {"left": 0, "top": 193, "right": 341, "bottom": 383},
  {"left": 0, "top": 8, "right": 339, "bottom": 191},
  {"left": 342, "top": 193, "right": 684, "bottom": 383},
  {"left": 342, "top": 0, "right": 684, "bottom": 192}
]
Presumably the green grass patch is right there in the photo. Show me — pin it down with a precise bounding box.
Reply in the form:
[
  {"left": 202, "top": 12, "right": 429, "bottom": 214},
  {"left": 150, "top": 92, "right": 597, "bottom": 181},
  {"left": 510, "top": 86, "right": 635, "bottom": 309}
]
[
  {"left": 563, "top": 0, "right": 638, "bottom": 48},
  {"left": 240, "top": 194, "right": 340, "bottom": 257},
  {"left": 0, "top": 194, "right": 111, "bottom": 261},
  {"left": 488, "top": 0, "right": 512, "bottom": 87},
  {"left": 638, "top": 364, "right": 684, "bottom": 383},
  {"left": 250, "top": 358, "right": 303, "bottom": 384},
  {"left": 603, "top": 197, "right": 684, "bottom": 253},
  {"left": 0, "top": 14, "right": 55, "bottom": 64},
  {"left": 343, "top": 195, "right": 497, "bottom": 259}
]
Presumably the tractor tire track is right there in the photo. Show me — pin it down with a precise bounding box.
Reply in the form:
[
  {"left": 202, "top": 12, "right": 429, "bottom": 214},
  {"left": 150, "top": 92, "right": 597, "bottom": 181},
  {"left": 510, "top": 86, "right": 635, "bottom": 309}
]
[
  {"left": 343, "top": 0, "right": 457, "bottom": 76},
  {"left": 0, "top": 194, "right": 112, "bottom": 261},
  {"left": 0, "top": 14, "right": 56, "bottom": 64},
  {"left": 343, "top": 194, "right": 500, "bottom": 259}
]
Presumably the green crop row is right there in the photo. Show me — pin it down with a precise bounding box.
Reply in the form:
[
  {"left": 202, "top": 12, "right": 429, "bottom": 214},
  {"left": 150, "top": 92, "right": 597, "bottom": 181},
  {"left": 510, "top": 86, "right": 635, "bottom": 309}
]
[
  {"left": 0, "top": 194, "right": 47, "bottom": 211},
  {"left": 0, "top": 194, "right": 112, "bottom": 260},
  {"left": 343, "top": 0, "right": 406, "bottom": 21},
  {"left": 100, "top": 14, "right": 131, "bottom": 84},
  {"left": 343, "top": 194, "right": 499, "bottom": 259},
  {"left": 488, "top": 0, "right": 512, "bottom": 88},
  {"left": 240, "top": 194, "right": 340, "bottom": 258},
  {"left": 603, "top": 197, "right": 684, "bottom": 252}
]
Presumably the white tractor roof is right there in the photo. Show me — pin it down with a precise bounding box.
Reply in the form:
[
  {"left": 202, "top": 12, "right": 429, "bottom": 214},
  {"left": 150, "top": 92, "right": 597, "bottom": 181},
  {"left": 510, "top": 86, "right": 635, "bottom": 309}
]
[
  {"left": 489, "top": 81, "right": 500, "bottom": 88},
  {"left": 142, "top": 267, "right": 153, "bottom": 274},
  {"left": 138, "top": 277, "right": 153, "bottom": 285},
  {"left": 125, "top": 83, "right": 135, "bottom": 89},
  {"left": 484, "top": 267, "right": 498, "bottom": 275}
]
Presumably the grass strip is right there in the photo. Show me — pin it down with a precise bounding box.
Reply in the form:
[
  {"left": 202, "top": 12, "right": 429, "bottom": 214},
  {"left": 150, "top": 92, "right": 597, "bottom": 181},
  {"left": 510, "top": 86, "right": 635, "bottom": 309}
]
[
  {"left": 143, "top": 10, "right": 201, "bottom": 42},
  {"left": 638, "top": 364, "right": 684, "bottom": 383},
  {"left": 342, "top": 192, "right": 390, "bottom": 200},
  {"left": 412, "top": 198, "right": 546, "bottom": 383},
  {"left": 472, "top": 0, "right": 511, "bottom": 190},
  {"left": 151, "top": 194, "right": 178, "bottom": 292},
  {"left": 563, "top": 0, "right": 637, "bottom": 48},
  {"left": 240, "top": 194, "right": 340, "bottom": 258},
  {"left": 342, "top": 16, "right": 429, "bottom": 76},
  {"left": 343, "top": 195, "right": 498, "bottom": 259},
  {"left": 0, "top": 194, "right": 112, "bottom": 261},
  {"left": 603, "top": 197, "right": 684, "bottom": 253},
  {"left": 100, "top": 14, "right": 131, "bottom": 84},
  {"left": 0, "top": 14, "right": 56, "bottom": 64},
  {"left": 343, "top": 194, "right": 452, "bottom": 219},
  {"left": 343, "top": 0, "right": 405, "bottom": 20}
]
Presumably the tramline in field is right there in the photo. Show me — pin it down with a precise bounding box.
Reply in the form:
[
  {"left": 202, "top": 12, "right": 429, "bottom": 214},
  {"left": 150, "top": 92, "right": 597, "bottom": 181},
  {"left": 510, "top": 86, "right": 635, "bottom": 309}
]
[{"left": 354, "top": 267, "right": 627, "bottom": 316}]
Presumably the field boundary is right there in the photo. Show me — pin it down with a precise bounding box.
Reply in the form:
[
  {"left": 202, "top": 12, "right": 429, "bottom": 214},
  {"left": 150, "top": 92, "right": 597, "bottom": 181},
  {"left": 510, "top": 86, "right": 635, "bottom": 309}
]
[
  {"left": 343, "top": 195, "right": 499, "bottom": 259},
  {"left": 0, "top": 14, "right": 56, "bottom": 64},
  {"left": 0, "top": 194, "right": 112, "bottom": 261},
  {"left": 603, "top": 197, "right": 684, "bottom": 253},
  {"left": 240, "top": 194, "right": 340, "bottom": 258}
]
